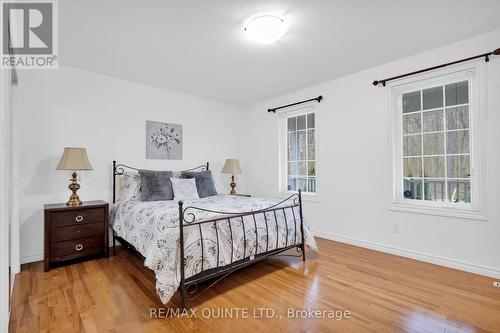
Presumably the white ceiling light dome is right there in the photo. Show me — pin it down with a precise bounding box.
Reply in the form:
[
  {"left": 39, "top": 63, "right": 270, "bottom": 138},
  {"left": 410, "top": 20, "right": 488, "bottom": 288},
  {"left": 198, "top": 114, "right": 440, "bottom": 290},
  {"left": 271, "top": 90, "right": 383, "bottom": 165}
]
[{"left": 244, "top": 14, "right": 288, "bottom": 44}]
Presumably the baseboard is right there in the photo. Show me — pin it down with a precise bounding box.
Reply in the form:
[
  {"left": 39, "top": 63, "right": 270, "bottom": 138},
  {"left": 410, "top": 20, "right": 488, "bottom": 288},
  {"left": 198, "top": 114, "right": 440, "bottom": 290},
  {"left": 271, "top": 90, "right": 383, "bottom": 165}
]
[
  {"left": 313, "top": 230, "right": 500, "bottom": 279},
  {"left": 21, "top": 234, "right": 500, "bottom": 279},
  {"left": 20, "top": 253, "right": 43, "bottom": 264}
]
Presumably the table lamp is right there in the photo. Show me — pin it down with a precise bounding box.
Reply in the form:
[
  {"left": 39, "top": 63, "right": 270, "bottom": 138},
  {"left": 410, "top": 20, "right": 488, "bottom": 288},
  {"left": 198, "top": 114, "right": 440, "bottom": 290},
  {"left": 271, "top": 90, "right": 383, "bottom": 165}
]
[
  {"left": 56, "top": 147, "right": 93, "bottom": 206},
  {"left": 221, "top": 159, "right": 242, "bottom": 195}
]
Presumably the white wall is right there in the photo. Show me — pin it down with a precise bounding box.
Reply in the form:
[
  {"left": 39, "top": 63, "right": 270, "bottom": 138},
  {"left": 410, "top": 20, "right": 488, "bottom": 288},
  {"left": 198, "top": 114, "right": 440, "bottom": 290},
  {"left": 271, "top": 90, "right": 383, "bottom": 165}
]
[
  {"left": 9, "top": 76, "right": 20, "bottom": 279},
  {"left": 241, "top": 29, "right": 500, "bottom": 277},
  {"left": 0, "top": 64, "right": 11, "bottom": 333},
  {"left": 16, "top": 30, "right": 500, "bottom": 278},
  {"left": 16, "top": 66, "right": 245, "bottom": 263}
]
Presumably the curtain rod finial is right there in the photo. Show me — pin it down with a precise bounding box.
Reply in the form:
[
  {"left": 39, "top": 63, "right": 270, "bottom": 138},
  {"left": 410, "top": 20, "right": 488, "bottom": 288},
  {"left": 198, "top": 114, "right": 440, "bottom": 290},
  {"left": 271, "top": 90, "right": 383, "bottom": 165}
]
[
  {"left": 372, "top": 80, "right": 379, "bottom": 86},
  {"left": 493, "top": 48, "right": 500, "bottom": 56}
]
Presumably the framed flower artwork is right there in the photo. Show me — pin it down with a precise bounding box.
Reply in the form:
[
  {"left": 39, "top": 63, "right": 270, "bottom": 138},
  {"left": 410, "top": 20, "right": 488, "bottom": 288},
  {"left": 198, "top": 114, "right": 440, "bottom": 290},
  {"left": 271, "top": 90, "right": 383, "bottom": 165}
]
[{"left": 146, "top": 121, "right": 183, "bottom": 160}]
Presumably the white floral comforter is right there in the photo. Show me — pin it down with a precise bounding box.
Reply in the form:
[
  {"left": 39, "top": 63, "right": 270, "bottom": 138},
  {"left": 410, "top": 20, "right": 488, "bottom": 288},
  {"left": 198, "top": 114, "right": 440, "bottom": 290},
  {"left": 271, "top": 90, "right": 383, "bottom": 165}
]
[{"left": 111, "top": 194, "right": 318, "bottom": 304}]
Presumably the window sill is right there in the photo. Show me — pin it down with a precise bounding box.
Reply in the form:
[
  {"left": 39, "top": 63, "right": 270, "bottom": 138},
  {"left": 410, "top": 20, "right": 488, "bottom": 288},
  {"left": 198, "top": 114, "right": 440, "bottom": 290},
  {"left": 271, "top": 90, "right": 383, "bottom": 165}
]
[
  {"left": 280, "top": 192, "right": 320, "bottom": 203},
  {"left": 389, "top": 202, "right": 487, "bottom": 221}
]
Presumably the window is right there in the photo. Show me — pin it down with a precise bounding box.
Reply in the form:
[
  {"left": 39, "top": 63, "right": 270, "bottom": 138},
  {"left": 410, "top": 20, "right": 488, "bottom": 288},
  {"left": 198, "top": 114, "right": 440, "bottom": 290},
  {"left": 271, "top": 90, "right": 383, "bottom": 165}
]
[
  {"left": 282, "top": 110, "right": 316, "bottom": 194},
  {"left": 391, "top": 66, "right": 486, "bottom": 219},
  {"left": 402, "top": 80, "right": 471, "bottom": 203}
]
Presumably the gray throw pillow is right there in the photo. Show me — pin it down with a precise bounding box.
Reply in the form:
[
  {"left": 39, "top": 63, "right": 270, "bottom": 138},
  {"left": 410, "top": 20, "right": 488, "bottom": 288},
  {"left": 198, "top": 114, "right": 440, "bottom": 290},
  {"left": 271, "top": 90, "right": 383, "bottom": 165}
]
[
  {"left": 181, "top": 170, "right": 217, "bottom": 198},
  {"left": 138, "top": 170, "right": 174, "bottom": 201}
]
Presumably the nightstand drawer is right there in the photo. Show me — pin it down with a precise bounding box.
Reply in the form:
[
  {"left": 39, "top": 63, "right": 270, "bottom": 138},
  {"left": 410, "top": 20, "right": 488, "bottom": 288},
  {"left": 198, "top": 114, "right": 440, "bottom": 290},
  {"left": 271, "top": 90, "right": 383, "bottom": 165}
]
[
  {"left": 50, "top": 236, "right": 104, "bottom": 260},
  {"left": 50, "top": 207, "right": 105, "bottom": 227},
  {"left": 51, "top": 222, "right": 104, "bottom": 243}
]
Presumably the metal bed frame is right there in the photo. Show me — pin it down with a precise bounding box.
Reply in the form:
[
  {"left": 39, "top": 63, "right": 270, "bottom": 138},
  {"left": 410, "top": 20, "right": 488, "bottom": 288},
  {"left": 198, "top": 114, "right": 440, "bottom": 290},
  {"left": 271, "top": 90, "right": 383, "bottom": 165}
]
[{"left": 111, "top": 160, "right": 306, "bottom": 309}]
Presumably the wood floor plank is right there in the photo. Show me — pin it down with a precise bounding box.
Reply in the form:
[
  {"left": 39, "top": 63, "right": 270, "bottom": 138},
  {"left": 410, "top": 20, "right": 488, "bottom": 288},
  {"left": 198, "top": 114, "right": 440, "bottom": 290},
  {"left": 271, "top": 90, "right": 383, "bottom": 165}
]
[{"left": 10, "top": 238, "right": 500, "bottom": 332}]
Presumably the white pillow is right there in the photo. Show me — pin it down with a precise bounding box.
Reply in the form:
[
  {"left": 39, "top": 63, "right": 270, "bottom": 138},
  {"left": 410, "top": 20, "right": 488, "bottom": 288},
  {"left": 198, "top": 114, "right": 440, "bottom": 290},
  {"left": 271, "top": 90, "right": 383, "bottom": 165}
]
[
  {"left": 121, "top": 172, "right": 142, "bottom": 201},
  {"left": 170, "top": 177, "right": 200, "bottom": 201}
]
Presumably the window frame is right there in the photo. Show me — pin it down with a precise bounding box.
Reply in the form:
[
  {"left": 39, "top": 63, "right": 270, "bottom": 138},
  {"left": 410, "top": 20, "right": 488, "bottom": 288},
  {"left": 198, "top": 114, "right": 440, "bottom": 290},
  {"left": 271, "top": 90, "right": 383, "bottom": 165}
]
[
  {"left": 278, "top": 105, "right": 319, "bottom": 199},
  {"left": 389, "top": 63, "right": 487, "bottom": 220}
]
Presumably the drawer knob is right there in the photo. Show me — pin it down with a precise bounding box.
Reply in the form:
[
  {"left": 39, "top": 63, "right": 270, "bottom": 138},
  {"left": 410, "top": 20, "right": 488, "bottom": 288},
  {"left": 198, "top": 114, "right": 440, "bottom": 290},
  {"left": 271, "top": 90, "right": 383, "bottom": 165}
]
[
  {"left": 75, "top": 244, "right": 84, "bottom": 251},
  {"left": 75, "top": 215, "right": 84, "bottom": 222}
]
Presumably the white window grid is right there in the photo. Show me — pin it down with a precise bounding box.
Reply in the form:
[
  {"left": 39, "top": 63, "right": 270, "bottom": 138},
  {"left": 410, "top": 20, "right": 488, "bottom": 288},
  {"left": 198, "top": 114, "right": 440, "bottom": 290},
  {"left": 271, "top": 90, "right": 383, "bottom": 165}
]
[
  {"left": 286, "top": 112, "right": 316, "bottom": 193},
  {"left": 401, "top": 82, "right": 471, "bottom": 203}
]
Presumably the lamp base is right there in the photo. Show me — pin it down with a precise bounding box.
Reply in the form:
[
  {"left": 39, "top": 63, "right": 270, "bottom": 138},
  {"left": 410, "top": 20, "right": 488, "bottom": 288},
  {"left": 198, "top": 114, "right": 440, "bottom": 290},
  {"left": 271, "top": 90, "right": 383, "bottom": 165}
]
[
  {"left": 66, "top": 172, "right": 82, "bottom": 206},
  {"left": 229, "top": 175, "right": 237, "bottom": 195},
  {"left": 66, "top": 196, "right": 82, "bottom": 206}
]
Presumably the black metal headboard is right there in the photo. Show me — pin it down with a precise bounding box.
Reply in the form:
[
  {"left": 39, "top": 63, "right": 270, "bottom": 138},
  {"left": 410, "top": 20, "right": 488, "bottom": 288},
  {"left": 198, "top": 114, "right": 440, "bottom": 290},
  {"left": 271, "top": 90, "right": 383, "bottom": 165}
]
[{"left": 112, "top": 160, "right": 209, "bottom": 204}]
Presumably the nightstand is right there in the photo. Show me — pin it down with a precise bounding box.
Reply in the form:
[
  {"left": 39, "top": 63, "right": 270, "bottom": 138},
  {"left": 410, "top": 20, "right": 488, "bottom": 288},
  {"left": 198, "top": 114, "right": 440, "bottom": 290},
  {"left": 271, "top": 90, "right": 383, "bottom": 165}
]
[{"left": 44, "top": 200, "right": 109, "bottom": 271}]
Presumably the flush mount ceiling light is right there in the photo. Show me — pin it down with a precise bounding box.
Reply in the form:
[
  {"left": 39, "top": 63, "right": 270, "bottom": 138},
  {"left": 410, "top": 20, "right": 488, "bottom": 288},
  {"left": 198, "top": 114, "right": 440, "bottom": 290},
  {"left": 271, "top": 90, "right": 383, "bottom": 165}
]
[{"left": 244, "top": 14, "right": 288, "bottom": 44}]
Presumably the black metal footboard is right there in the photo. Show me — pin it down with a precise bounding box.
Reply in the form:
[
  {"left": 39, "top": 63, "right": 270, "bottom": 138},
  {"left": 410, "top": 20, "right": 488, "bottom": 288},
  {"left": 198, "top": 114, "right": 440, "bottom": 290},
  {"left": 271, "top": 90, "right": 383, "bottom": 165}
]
[{"left": 178, "top": 190, "right": 306, "bottom": 309}]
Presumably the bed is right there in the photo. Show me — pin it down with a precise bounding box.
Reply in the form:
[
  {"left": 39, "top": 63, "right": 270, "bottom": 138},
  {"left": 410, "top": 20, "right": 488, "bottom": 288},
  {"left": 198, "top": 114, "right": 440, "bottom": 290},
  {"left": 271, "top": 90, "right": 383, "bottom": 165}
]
[{"left": 110, "top": 161, "right": 318, "bottom": 308}]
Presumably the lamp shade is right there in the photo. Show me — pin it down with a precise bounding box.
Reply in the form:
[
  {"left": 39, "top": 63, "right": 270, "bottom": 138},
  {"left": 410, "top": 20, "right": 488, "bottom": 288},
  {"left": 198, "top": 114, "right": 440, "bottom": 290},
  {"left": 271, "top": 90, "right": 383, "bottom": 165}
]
[
  {"left": 221, "top": 159, "right": 242, "bottom": 174},
  {"left": 56, "top": 147, "right": 93, "bottom": 171}
]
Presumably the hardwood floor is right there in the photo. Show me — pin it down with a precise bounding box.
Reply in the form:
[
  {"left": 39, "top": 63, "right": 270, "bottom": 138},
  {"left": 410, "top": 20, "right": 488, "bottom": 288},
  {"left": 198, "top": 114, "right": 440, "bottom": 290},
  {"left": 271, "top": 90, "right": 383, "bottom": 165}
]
[{"left": 9, "top": 237, "right": 500, "bottom": 333}]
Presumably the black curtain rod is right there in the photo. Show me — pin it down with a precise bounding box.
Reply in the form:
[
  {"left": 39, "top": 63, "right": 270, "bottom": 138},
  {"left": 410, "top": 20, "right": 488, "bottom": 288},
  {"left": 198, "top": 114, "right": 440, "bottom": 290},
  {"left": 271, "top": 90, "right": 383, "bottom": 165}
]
[
  {"left": 268, "top": 95, "right": 323, "bottom": 113},
  {"left": 373, "top": 47, "right": 500, "bottom": 87}
]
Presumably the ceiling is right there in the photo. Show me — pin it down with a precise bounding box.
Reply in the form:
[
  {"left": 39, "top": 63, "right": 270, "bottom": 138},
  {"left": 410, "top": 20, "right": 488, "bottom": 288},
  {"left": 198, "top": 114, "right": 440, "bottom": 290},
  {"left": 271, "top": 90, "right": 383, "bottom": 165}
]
[{"left": 59, "top": 0, "right": 500, "bottom": 106}]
